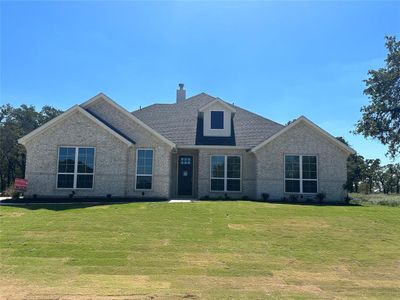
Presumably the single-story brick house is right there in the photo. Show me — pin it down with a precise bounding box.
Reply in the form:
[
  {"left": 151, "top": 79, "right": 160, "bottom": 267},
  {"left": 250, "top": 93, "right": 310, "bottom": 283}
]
[{"left": 18, "top": 84, "right": 355, "bottom": 201}]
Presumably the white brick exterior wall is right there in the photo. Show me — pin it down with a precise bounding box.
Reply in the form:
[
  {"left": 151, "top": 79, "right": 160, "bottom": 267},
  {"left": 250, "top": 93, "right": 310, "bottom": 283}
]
[{"left": 254, "top": 122, "right": 349, "bottom": 202}]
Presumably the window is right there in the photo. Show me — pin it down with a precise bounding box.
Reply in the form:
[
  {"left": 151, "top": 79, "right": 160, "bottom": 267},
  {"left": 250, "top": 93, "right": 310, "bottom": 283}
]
[
  {"left": 136, "top": 149, "right": 153, "bottom": 190},
  {"left": 284, "top": 155, "right": 317, "bottom": 193},
  {"left": 210, "top": 155, "right": 241, "bottom": 192},
  {"left": 57, "top": 147, "right": 95, "bottom": 189},
  {"left": 211, "top": 111, "right": 224, "bottom": 129},
  {"left": 285, "top": 155, "right": 300, "bottom": 193},
  {"left": 180, "top": 157, "right": 192, "bottom": 165}
]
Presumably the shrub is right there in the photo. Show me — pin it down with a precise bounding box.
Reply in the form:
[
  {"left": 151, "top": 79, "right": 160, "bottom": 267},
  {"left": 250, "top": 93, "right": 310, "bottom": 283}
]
[
  {"left": 316, "top": 192, "right": 326, "bottom": 203},
  {"left": 306, "top": 198, "right": 314, "bottom": 204},
  {"left": 1, "top": 185, "right": 16, "bottom": 197},
  {"left": 242, "top": 195, "right": 249, "bottom": 200},
  {"left": 288, "top": 194, "right": 298, "bottom": 202},
  {"left": 262, "top": 193, "right": 269, "bottom": 201},
  {"left": 12, "top": 191, "right": 20, "bottom": 200}
]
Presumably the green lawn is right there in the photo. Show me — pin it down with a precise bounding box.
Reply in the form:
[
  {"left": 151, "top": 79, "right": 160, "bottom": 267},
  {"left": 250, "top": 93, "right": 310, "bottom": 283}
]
[{"left": 1, "top": 201, "right": 399, "bottom": 299}]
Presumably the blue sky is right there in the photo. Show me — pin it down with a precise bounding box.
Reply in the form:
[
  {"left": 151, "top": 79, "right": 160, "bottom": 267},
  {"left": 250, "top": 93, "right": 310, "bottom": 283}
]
[{"left": 1, "top": 1, "right": 399, "bottom": 164}]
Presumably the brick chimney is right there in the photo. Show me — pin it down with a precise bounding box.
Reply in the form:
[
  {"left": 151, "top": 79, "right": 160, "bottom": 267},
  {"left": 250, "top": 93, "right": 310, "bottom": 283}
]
[{"left": 176, "top": 83, "right": 186, "bottom": 103}]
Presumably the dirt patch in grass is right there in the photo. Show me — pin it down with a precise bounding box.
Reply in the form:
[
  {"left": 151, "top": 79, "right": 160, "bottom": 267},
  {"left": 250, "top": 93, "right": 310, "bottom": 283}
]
[
  {"left": 275, "top": 269, "right": 400, "bottom": 293},
  {"left": 1, "top": 211, "right": 25, "bottom": 218},
  {"left": 174, "top": 274, "right": 329, "bottom": 298},
  {"left": 23, "top": 231, "right": 53, "bottom": 238},
  {"left": 182, "top": 252, "right": 227, "bottom": 268},
  {"left": 86, "top": 205, "right": 111, "bottom": 210},
  {"left": 332, "top": 265, "right": 351, "bottom": 275},
  {"left": 158, "top": 239, "right": 170, "bottom": 246},
  {"left": 0, "top": 275, "right": 171, "bottom": 299},
  {"left": 278, "top": 218, "right": 330, "bottom": 229},
  {"left": 228, "top": 219, "right": 330, "bottom": 232},
  {"left": 78, "top": 274, "right": 171, "bottom": 290},
  {"left": 228, "top": 223, "right": 247, "bottom": 230}
]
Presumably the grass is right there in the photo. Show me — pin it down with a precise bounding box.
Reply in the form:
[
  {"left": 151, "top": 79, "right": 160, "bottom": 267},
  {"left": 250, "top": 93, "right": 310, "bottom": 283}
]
[
  {"left": 350, "top": 193, "right": 400, "bottom": 207},
  {"left": 1, "top": 201, "right": 400, "bottom": 299}
]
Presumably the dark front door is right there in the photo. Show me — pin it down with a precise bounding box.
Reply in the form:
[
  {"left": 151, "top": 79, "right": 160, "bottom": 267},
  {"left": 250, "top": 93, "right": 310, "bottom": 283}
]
[{"left": 178, "top": 155, "right": 193, "bottom": 196}]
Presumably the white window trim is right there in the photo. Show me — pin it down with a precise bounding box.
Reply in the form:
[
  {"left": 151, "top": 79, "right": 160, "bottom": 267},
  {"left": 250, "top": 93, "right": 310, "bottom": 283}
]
[
  {"left": 56, "top": 146, "right": 96, "bottom": 190},
  {"left": 135, "top": 148, "right": 154, "bottom": 191},
  {"left": 284, "top": 154, "right": 318, "bottom": 194},
  {"left": 210, "top": 155, "right": 242, "bottom": 193}
]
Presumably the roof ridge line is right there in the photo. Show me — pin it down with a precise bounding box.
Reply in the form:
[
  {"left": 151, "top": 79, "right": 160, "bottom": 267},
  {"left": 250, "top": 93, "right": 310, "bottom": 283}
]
[
  {"left": 235, "top": 105, "right": 284, "bottom": 127},
  {"left": 131, "top": 92, "right": 216, "bottom": 113},
  {"left": 83, "top": 107, "right": 136, "bottom": 144}
]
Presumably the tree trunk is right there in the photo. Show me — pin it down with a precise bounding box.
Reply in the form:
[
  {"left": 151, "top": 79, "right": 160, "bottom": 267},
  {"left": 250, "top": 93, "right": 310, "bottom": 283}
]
[
  {"left": 0, "top": 175, "right": 5, "bottom": 192},
  {"left": 21, "top": 153, "right": 26, "bottom": 178}
]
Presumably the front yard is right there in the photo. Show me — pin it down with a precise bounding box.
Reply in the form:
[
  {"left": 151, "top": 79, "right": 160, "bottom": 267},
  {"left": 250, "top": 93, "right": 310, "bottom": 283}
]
[{"left": 1, "top": 201, "right": 399, "bottom": 299}]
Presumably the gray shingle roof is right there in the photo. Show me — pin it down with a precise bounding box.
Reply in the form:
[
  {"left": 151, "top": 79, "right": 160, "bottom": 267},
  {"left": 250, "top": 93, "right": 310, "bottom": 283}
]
[
  {"left": 84, "top": 108, "right": 136, "bottom": 144},
  {"left": 131, "top": 93, "right": 284, "bottom": 148}
]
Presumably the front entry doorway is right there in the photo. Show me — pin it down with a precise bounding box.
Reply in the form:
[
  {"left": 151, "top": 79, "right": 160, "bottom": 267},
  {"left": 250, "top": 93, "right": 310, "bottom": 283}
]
[{"left": 178, "top": 155, "right": 193, "bottom": 196}]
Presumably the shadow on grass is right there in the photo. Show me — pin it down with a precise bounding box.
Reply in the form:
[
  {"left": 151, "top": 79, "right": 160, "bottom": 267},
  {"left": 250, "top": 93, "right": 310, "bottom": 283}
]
[
  {"left": 197, "top": 198, "right": 361, "bottom": 207},
  {"left": 0, "top": 197, "right": 167, "bottom": 211},
  {"left": 250, "top": 199, "right": 361, "bottom": 207},
  {"left": 1, "top": 197, "right": 362, "bottom": 211}
]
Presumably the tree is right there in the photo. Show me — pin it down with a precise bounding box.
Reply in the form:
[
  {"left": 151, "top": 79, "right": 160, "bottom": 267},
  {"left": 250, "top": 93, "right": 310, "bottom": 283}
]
[
  {"left": 335, "top": 136, "right": 349, "bottom": 146},
  {"left": 363, "top": 159, "right": 381, "bottom": 193},
  {"left": 345, "top": 154, "right": 366, "bottom": 193},
  {"left": 376, "top": 165, "right": 394, "bottom": 194},
  {"left": 335, "top": 137, "right": 366, "bottom": 193},
  {"left": 354, "top": 36, "right": 400, "bottom": 159},
  {"left": 0, "top": 104, "right": 63, "bottom": 192},
  {"left": 391, "top": 163, "right": 400, "bottom": 193}
]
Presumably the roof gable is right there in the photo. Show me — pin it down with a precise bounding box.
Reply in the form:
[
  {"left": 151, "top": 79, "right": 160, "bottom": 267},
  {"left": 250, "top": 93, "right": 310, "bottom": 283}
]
[
  {"left": 198, "top": 98, "right": 236, "bottom": 113},
  {"left": 18, "top": 105, "right": 134, "bottom": 146},
  {"left": 250, "top": 116, "right": 356, "bottom": 154},
  {"left": 81, "top": 93, "right": 175, "bottom": 147}
]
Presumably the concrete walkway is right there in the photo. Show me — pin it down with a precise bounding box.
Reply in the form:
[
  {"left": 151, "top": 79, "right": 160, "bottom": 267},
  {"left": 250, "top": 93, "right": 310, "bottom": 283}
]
[{"left": 168, "top": 199, "right": 193, "bottom": 203}]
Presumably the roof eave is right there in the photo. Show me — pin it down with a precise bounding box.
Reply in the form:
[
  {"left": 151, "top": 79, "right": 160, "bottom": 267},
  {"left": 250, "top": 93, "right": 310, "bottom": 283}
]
[
  {"left": 81, "top": 93, "right": 176, "bottom": 148},
  {"left": 250, "top": 116, "right": 356, "bottom": 155},
  {"left": 18, "top": 105, "right": 134, "bottom": 147}
]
